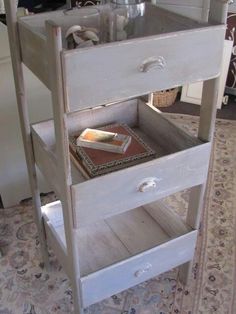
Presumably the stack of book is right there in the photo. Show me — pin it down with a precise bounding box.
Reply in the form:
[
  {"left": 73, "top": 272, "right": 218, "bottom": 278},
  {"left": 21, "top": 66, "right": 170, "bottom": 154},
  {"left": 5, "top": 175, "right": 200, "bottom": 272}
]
[{"left": 69, "top": 123, "right": 156, "bottom": 178}]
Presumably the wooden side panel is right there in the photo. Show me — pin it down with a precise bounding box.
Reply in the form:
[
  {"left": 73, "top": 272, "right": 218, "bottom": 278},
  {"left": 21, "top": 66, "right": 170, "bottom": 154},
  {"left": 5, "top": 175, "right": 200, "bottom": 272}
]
[
  {"left": 144, "top": 200, "right": 192, "bottom": 237},
  {"left": 72, "top": 142, "right": 211, "bottom": 227},
  {"left": 62, "top": 25, "right": 224, "bottom": 112},
  {"left": 31, "top": 119, "right": 55, "bottom": 147},
  {"left": 138, "top": 101, "right": 201, "bottom": 153},
  {"left": 42, "top": 201, "right": 71, "bottom": 278},
  {"left": 209, "top": 0, "right": 228, "bottom": 24},
  {"left": 155, "top": 0, "right": 205, "bottom": 6},
  {"left": 81, "top": 230, "right": 197, "bottom": 307},
  {"left": 18, "top": 21, "right": 50, "bottom": 88},
  {"left": 31, "top": 122, "right": 85, "bottom": 190},
  {"left": 67, "top": 99, "right": 138, "bottom": 134},
  {"left": 105, "top": 207, "right": 170, "bottom": 254},
  {"left": 43, "top": 220, "right": 72, "bottom": 278},
  {"left": 31, "top": 128, "right": 61, "bottom": 196},
  {"left": 18, "top": 5, "right": 106, "bottom": 32},
  {"left": 154, "top": 0, "right": 210, "bottom": 21}
]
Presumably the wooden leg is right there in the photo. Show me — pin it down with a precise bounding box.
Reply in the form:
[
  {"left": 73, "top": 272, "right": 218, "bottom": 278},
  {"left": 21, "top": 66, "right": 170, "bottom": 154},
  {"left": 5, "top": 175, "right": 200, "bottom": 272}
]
[
  {"left": 45, "top": 21, "right": 85, "bottom": 313},
  {"left": 73, "top": 291, "right": 85, "bottom": 314},
  {"left": 4, "top": 0, "right": 50, "bottom": 268},
  {"left": 179, "top": 261, "right": 193, "bottom": 286},
  {"left": 186, "top": 184, "right": 206, "bottom": 230},
  {"left": 179, "top": 184, "right": 206, "bottom": 285},
  {"left": 71, "top": 231, "right": 84, "bottom": 314},
  {"left": 179, "top": 73, "right": 223, "bottom": 285},
  {"left": 31, "top": 168, "right": 50, "bottom": 270}
]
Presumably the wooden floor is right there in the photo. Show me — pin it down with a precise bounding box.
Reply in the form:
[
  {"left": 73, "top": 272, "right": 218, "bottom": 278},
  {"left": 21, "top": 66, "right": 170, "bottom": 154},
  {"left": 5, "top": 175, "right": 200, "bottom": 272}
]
[{"left": 161, "top": 94, "right": 236, "bottom": 120}]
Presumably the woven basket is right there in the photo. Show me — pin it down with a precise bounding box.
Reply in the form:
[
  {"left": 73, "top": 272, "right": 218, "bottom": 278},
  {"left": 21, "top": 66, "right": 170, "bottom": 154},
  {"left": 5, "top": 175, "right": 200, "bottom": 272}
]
[{"left": 153, "top": 88, "right": 178, "bottom": 108}]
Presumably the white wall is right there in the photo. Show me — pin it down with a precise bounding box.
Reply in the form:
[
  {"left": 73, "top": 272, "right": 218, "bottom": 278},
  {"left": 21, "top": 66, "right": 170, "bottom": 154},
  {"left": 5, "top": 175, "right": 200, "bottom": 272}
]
[{"left": 0, "top": 22, "right": 52, "bottom": 207}]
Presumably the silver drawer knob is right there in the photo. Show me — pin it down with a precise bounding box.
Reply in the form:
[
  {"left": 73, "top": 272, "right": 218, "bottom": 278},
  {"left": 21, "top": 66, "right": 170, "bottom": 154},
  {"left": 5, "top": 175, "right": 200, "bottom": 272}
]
[
  {"left": 139, "top": 56, "right": 166, "bottom": 73},
  {"left": 138, "top": 178, "right": 158, "bottom": 193},
  {"left": 134, "top": 263, "right": 152, "bottom": 277}
]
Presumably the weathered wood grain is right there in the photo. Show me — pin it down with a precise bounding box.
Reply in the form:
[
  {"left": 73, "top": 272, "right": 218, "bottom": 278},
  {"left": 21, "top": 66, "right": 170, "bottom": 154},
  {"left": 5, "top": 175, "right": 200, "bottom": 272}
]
[
  {"left": 144, "top": 200, "right": 192, "bottom": 238},
  {"left": 62, "top": 25, "right": 225, "bottom": 112},
  {"left": 81, "top": 230, "right": 197, "bottom": 307},
  {"left": 18, "top": 21, "right": 50, "bottom": 88},
  {"left": 154, "top": 0, "right": 210, "bottom": 21},
  {"left": 7, "top": 0, "right": 227, "bottom": 309},
  {"left": 31, "top": 128, "right": 61, "bottom": 196},
  {"left": 42, "top": 200, "right": 197, "bottom": 307},
  {"left": 106, "top": 207, "right": 170, "bottom": 254},
  {"left": 67, "top": 99, "right": 138, "bottom": 134},
  {"left": 179, "top": 0, "right": 228, "bottom": 285},
  {"left": 72, "top": 134, "right": 211, "bottom": 227},
  {"left": 4, "top": 0, "right": 50, "bottom": 268},
  {"left": 138, "top": 101, "right": 202, "bottom": 153},
  {"left": 46, "top": 21, "right": 84, "bottom": 313}
]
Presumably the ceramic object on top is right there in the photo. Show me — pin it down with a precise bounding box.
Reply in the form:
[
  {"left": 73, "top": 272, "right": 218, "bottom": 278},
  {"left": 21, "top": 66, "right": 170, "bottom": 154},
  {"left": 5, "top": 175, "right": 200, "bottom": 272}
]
[{"left": 65, "top": 25, "right": 99, "bottom": 49}]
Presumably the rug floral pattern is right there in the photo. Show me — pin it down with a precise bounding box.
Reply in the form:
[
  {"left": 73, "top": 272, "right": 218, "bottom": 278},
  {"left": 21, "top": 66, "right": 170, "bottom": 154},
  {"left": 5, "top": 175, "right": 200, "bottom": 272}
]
[{"left": 0, "top": 114, "right": 235, "bottom": 314}]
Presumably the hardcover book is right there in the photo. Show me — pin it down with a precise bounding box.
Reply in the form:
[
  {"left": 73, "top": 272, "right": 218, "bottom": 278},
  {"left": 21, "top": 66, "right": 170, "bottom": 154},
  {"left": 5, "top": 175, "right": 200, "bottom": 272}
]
[{"left": 69, "top": 123, "right": 156, "bottom": 178}]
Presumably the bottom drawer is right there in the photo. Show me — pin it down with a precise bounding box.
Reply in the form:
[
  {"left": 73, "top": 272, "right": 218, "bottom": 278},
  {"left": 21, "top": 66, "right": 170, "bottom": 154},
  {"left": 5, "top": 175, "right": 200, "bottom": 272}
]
[
  {"left": 78, "top": 202, "right": 198, "bottom": 307},
  {"left": 41, "top": 199, "right": 198, "bottom": 307},
  {"left": 81, "top": 230, "right": 197, "bottom": 307}
]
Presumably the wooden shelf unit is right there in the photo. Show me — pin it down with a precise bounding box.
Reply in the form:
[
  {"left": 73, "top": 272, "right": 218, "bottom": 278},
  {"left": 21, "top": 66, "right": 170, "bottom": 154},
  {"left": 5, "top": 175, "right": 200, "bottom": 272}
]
[{"left": 5, "top": 0, "right": 227, "bottom": 313}]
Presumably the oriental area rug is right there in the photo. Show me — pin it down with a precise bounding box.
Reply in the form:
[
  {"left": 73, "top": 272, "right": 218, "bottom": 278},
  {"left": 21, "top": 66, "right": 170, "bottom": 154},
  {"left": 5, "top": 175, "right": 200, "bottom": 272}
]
[{"left": 0, "top": 114, "right": 236, "bottom": 314}]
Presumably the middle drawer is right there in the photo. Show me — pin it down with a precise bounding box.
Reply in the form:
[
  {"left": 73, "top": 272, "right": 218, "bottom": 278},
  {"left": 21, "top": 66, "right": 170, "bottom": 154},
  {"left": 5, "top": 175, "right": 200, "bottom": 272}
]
[{"left": 70, "top": 99, "right": 210, "bottom": 227}]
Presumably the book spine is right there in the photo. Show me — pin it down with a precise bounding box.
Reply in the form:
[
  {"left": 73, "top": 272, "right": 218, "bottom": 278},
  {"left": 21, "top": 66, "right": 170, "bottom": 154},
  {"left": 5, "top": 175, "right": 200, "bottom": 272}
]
[{"left": 76, "top": 140, "right": 125, "bottom": 154}]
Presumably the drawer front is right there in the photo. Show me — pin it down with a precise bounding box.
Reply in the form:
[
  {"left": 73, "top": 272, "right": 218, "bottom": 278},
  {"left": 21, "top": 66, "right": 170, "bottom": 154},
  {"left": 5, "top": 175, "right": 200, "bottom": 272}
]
[
  {"left": 62, "top": 25, "right": 225, "bottom": 112},
  {"left": 81, "top": 230, "right": 197, "bottom": 307},
  {"left": 71, "top": 142, "right": 211, "bottom": 227}
]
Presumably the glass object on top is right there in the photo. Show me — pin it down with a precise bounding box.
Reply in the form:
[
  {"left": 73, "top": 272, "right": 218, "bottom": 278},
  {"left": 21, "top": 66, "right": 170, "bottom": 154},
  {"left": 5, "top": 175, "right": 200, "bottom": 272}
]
[{"left": 108, "top": 0, "right": 145, "bottom": 42}]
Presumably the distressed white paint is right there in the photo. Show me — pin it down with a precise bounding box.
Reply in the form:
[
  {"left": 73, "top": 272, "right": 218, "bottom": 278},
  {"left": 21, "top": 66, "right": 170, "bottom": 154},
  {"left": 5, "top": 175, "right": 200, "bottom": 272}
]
[
  {"left": 63, "top": 25, "right": 224, "bottom": 112},
  {"left": 0, "top": 22, "right": 52, "bottom": 207},
  {"left": 181, "top": 39, "right": 233, "bottom": 109},
  {"left": 5, "top": 1, "right": 227, "bottom": 312}
]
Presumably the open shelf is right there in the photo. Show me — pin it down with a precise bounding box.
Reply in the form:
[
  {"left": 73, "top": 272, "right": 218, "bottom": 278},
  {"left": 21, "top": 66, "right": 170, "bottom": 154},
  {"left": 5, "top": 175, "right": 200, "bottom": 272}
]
[
  {"left": 42, "top": 198, "right": 197, "bottom": 306},
  {"left": 18, "top": 3, "right": 217, "bottom": 48},
  {"left": 18, "top": 3, "right": 225, "bottom": 111},
  {"left": 32, "top": 99, "right": 211, "bottom": 226}
]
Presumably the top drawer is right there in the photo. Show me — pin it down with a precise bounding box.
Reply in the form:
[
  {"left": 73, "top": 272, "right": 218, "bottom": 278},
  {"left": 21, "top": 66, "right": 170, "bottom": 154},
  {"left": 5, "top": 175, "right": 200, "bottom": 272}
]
[
  {"left": 62, "top": 25, "right": 224, "bottom": 112},
  {"left": 18, "top": 4, "right": 225, "bottom": 112}
]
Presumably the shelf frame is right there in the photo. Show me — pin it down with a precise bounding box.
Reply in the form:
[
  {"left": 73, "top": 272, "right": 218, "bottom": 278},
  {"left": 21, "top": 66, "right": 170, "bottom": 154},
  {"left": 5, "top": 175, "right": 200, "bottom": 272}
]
[{"left": 4, "top": 0, "right": 228, "bottom": 313}]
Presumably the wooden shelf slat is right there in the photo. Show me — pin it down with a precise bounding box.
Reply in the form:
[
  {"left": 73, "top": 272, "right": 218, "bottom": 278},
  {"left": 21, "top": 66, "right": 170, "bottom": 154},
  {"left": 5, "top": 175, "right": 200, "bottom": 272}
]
[{"left": 42, "top": 199, "right": 195, "bottom": 281}]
